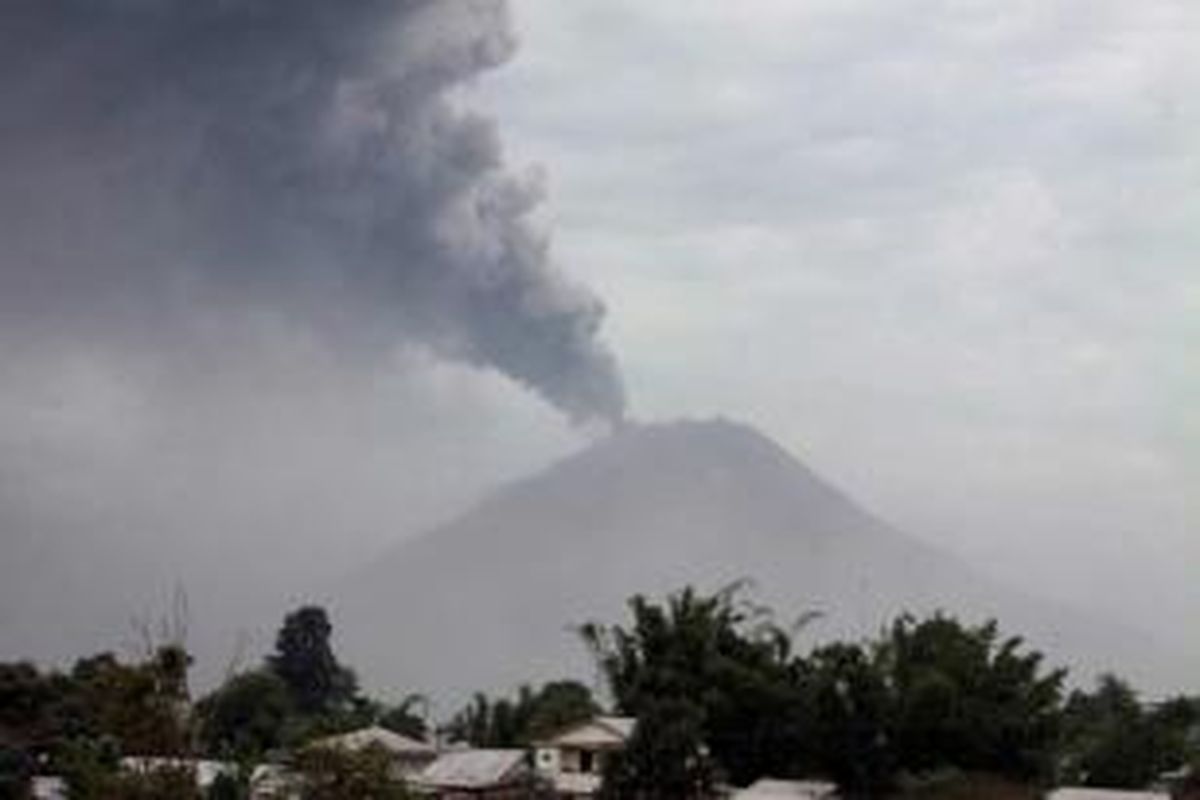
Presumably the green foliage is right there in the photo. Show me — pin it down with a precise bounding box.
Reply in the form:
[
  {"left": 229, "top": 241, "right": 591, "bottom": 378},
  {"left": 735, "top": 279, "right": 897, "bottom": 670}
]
[
  {"left": 53, "top": 736, "right": 121, "bottom": 800},
  {"left": 599, "top": 696, "right": 715, "bottom": 800},
  {"left": 448, "top": 680, "right": 599, "bottom": 747},
  {"left": 1060, "top": 674, "right": 1199, "bottom": 789},
  {"left": 206, "top": 771, "right": 250, "bottom": 800},
  {"left": 803, "top": 642, "right": 895, "bottom": 795},
  {"left": 110, "top": 764, "right": 203, "bottom": 800},
  {"left": 196, "top": 669, "right": 293, "bottom": 758},
  {"left": 581, "top": 584, "right": 811, "bottom": 787},
  {"left": 0, "top": 646, "right": 192, "bottom": 792},
  {"left": 66, "top": 647, "right": 193, "bottom": 756},
  {"left": 582, "top": 586, "right": 1069, "bottom": 796},
  {"left": 378, "top": 694, "right": 428, "bottom": 741},
  {"left": 2, "top": 587, "right": 1194, "bottom": 800},
  {"left": 267, "top": 606, "right": 357, "bottom": 717},
  {"left": 526, "top": 680, "right": 600, "bottom": 741},
  {"left": 877, "top": 614, "right": 1066, "bottom": 782},
  {"left": 290, "top": 744, "right": 413, "bottom": 799},
  {"left": 196, "top": 604, "right": 397, "bottom": 759},
  {"left": 0, "top": 661, "right": 69, "bottom": 752},
  {"left": 0, "top": 746, "right": 33, "bottom": 800}
]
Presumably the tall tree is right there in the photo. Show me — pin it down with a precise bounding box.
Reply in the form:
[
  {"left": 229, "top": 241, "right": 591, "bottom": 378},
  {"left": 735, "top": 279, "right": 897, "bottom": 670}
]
[
  {"left": 267, "top": 607, "right": 356, "bottom": 716},
  {"left": 580, "top": 584, "right": 812, "bottom": 786},
  {"left": 1061, "top": 675, "right": 1199, "bottom": 789},
  {"left": 802, "top": 642, "right": 895, "bottom": 795},
  {"left": 599, "top": 697, "right": 714, "bottom": 800},
  {"left": 876, "top": 614, "right": 1065, "bottom": 782},
  {"left": 196, "top": 669, "right": 293, "bottom": 758},
  {"left": 526, "top": 681, "right": 600, "bottom": 741}
]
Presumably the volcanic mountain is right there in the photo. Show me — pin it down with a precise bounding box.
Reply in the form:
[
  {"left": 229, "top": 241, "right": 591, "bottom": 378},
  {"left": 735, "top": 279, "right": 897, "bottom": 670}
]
[{"left": 333, "top": 419, "right": 1166, "bottom": 699}]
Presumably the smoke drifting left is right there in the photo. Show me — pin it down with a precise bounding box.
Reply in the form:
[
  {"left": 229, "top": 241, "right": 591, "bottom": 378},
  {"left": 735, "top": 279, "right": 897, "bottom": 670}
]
[{"left": 0, "top": 0, "right": 625, "bottom": 424}]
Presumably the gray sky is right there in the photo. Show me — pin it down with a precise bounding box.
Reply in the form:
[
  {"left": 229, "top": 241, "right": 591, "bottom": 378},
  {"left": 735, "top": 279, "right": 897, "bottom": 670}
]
[
  {"left": 474, "top": 0, "right": 1199, "bottom": 655},
  {"left": 0, "top": 0, "right": 1196, "bottom": 682}
]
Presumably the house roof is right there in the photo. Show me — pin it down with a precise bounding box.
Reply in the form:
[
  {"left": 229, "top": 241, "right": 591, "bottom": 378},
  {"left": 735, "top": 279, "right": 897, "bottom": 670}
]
[
  {"left": 310, "top": 726, "right": 433, "bottom": 755},
  {"left": 538, "top": 716, "right": 637, "bottom": 748},
  {"left": 31, "top": 777, "right": 67, "bottom": 800},
  {"left": 416, "top": 749, "right": 527, "bottom": 790},
  {"left": 1048, "top": 791, "right": 1170, "bottom": 800},
  {"left": 733, "top": 779, "right": 839, "bottom": 799},
  {"left": 120, "top": 758, "right": 235, "bottom": 788}
]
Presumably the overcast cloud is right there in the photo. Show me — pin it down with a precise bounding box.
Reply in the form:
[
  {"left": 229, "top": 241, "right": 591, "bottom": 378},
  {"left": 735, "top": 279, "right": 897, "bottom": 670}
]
[
  {"left": 0, "top": 0, "right": 1196, "bottom": 686},
  {"left": 477, "top": 0, "right": 1199, "bottom": 661}
]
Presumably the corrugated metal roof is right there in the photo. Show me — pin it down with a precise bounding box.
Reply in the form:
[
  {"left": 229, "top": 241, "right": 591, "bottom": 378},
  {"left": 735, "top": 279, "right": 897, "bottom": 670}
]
[
  {"left": 120, "top": 758, "right": 236, "bottom": 788},
  {"left": 416, "top": 749, "right": 527, "bottom": 789},
  {"left": 540, "top": 716, "right": 637, "bottom": 747},
  {"left": 311, "top": 726, "right": 433, "bottom": 755},
  {"left": 733, "top": 778, "right": 839, "bottom": 799},
  {"left": 31, "top": 777, "right": 66, "bottom": 800}
]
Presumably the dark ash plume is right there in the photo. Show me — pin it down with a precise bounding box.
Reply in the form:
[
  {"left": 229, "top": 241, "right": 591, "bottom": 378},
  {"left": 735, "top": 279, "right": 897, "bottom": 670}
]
[{"left": 0, "top": 0, "right": 625, "bottom": 422}]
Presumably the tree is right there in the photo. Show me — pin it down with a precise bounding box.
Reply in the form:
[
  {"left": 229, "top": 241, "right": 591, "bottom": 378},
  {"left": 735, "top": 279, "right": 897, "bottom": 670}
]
[
  {"left": 447, "top": 681, "right": 599, "bottom": 747},
  {"left": 875, "top": 614, "right": 1065, "bottom": 783},
  {"left": 580, "top": 584, "right": 813, "bottom": 786},
  {"left": 526, "top": 680, "right": 600, "bottom": 741},
  {"left": 803, "top": 642, "right": 895, "bottom": 795},
  {"left": 1175, "top": 759, "right": 1200, "bottom": 800},
  {"left": 0, "top": 746, "right": 33, "bottom": 800},
  {"left": 290, "top": 744, "right": 412, "bottom": 800},
  {"left": 267, "top": 607, "right": 356, "bottom": 716},
  {"left": 1061, "top": 676, "right": 1199, "bottom": 789},
  {"left": 378, "top": 694, "right": 429, "bottom": 741},
  {"left": 67, "top": 647, "right": 193, "bottom": 757},
  {"left": 599, "top": 696, "right": 714, "bottom": 800},
  {"left": 196, "top": 669, "right": 293, "bottom": 758},
  {"left": 0, "top": 660, "right": 69, "bottom": 753}
]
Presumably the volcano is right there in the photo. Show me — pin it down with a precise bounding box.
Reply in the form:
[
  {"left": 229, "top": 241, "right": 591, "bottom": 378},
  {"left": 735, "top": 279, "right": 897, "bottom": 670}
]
[{"left": 333, "top": 419, "right": 1167, "bottom": 699}]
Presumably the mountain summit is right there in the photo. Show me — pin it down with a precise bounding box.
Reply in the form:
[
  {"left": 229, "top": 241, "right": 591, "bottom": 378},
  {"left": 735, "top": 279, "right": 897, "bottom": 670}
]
[{"left": 334, "top": 418, "right": 1164, "bottom": 699}]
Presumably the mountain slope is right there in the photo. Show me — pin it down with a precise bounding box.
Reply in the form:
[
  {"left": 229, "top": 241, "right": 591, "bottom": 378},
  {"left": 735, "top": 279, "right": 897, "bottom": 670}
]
[{"left": 332, "top": 418, "right": 1176, "bottom": 700}]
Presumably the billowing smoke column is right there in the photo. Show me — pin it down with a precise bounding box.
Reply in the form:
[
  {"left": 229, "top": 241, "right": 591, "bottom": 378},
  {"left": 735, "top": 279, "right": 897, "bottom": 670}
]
[{"left": 0, "top": 0, "right": 625, "bottom": 423}]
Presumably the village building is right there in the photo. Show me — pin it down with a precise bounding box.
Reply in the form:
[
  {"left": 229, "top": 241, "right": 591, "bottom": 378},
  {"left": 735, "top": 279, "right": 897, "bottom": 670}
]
[
  {"left": 731, "top": 778, "right": 839, "bottom": 799},
  {"left": 533, "top": 716, "right": 636, "bottom": 798},
  {"left": 309, "top": 725, "right": 437, "bottom": 778},
  {"left": 30, "top": 776, "right": 66, "bottom": 800},
  {"left": 412, "top": 748, "right": 531, "bottom": 799},
  {"left": 121, "top": 757, "right": 240, "bottom": 793}
]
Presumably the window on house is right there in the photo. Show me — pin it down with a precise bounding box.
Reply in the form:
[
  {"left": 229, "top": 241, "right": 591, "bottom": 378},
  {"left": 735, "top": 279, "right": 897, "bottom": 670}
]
[{"left": 579, "top": 750, "right": 594, "bottom": 774}]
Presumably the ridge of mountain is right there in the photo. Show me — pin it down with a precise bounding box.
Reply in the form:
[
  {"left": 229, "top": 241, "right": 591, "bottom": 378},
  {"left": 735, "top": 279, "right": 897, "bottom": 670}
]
[{"left": 332, "top": 418, "right": 1177, "bottom": 700}]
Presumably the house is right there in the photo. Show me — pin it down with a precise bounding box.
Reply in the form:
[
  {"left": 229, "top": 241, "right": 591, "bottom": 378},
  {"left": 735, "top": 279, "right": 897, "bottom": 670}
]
[
  {"left": 732, "top": 779, "right": 839, "bottom": 799},
  {"left": 309, "top": 725, "right": 437, "bottom": 777},
  {"left": 533, "top": 716, "right": 636, "bottom": 798},
  {"left": 412, "top": 748, "right": 531, "bottom": 799},
  {"left": 121, "top": 757, "right": 238, "bottom": 792},
  {"left": 249, "top": 763, "right": 298, "bottom": 800},
  {"left": 31, "top": 758, "right": 292, "bottom": 800},
  {"left": 30, "top": 777, "right": 66, "bottom": 800}
]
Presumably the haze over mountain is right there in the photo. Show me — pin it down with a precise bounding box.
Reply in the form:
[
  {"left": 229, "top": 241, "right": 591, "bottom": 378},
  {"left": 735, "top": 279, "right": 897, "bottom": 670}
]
[
  {"left": 1, "top": 0, "right": 1195, "bottom": 720},
  {"left": 334, "top": 418, "right": 1188, "bottom": 702}
]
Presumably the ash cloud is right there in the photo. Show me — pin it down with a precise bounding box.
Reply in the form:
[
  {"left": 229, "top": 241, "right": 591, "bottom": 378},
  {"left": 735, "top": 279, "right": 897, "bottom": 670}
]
[{"left": 0, "top": 0, "right": 624, "bottom": 423}]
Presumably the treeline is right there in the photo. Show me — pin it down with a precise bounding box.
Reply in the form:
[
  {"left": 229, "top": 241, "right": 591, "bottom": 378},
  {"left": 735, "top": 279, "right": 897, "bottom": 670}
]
[
  {"left": 1, "top": 584, "right": 1198, "bottom": 799},
  {"left": 580, "top": 584, "right": 1200, "bottom": 798}
]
